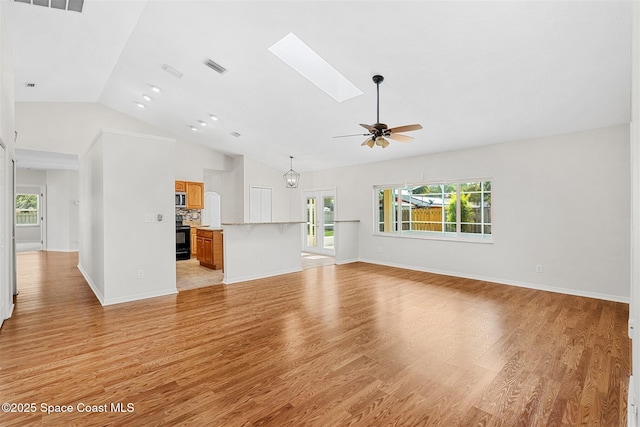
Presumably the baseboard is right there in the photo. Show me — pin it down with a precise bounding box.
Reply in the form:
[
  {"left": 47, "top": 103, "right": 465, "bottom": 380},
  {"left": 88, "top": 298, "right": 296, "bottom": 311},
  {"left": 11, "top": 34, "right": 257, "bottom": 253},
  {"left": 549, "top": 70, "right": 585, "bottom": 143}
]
[
  {"left": 357, "top": 257, "right": 630, "bottom": 304},
  {"left": 335, "top": 258, "right": 359, "bottom": 265},
  {"left": 223, "top": 267, "right": 303, "bottom": 285},
  {"left": 16, "top": 242, "right": 41, "bottom": 252},
  {"left": 45, "top": 248, "right": 79, "bottom": 253},
  {"left": 630, "top": 375, "right": 636, "bottom": 427},
  {"left": 101, "top": 288, "right": 178, "bottom": 306},
  {"left": 77, "top": 263, "right": 105, "bottom": 305}
]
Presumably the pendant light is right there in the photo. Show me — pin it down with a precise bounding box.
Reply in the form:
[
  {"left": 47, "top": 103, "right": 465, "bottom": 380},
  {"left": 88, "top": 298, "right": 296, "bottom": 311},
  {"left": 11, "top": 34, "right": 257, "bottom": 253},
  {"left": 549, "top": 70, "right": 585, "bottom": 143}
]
[{"left": 283, "top": 156, "right": 300, "bottom": 188}]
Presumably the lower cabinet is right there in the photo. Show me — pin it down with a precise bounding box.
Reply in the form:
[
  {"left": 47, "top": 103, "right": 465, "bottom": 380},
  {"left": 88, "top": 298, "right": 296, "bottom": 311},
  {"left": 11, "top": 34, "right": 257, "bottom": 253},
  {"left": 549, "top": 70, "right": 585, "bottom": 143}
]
[
  {"left": 190, "top": 227, "right": 197, "bottom": 257},
  {"left": 196, "top": 229, "right": 223, "bottom": 270}
]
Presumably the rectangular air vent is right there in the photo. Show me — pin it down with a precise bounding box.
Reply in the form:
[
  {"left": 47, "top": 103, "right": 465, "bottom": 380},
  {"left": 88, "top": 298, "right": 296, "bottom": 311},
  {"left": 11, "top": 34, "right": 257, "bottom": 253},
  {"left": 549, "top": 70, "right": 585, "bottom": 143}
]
[
  {"left": 13, "top": 0, "right": 83, "bottom": 12},
  {"left": 204, "top": 58, "right": 227, "bottom": 75},
  {"left": 162, "top": 64, "right": 183, "bottom": 78}
]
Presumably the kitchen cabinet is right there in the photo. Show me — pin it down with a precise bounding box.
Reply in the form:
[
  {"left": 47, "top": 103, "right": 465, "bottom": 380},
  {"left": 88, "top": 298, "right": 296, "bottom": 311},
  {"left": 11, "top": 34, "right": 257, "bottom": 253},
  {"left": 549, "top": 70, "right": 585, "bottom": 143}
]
[
  {"left": 190, "top": 227, "right": 197, "bottom": 257},
  {"left": 186, "top": 182, "right": 204, "bottom": 209},
  {"left": 196, "top": 229, "right": 223, "bottom": 270},
  {"left": 175, "top": 181, "right": 204, "bottom": 210}
]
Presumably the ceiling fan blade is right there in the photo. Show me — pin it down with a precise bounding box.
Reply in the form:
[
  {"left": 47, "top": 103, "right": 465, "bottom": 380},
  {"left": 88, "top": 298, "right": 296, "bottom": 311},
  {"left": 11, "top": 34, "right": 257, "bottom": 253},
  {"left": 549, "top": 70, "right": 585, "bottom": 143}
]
[
  {"left": 333, "top": 133, "right": 369, "bottom": 139},
  {"left": 361, "top": 138, "right": 374, "bottom": 148},
  {"left": 388, "top": 124, "right": 423, "bottom": 134},
  {"left": 360, "top": 123, "right": 376, "bottom": 133},
  {"left": 387, "top": 133, "right": 413, "bottom": 143}
]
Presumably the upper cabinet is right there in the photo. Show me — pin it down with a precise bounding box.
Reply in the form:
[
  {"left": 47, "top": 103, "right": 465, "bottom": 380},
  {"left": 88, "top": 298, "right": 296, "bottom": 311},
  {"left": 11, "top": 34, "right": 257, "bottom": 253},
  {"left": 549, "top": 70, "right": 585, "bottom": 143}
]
[
  {"left": 176, "top": 180, "right": 204, "bottom": 210},
  {"left": 186, "top": 182, "right": 204, "bottom": 209}
]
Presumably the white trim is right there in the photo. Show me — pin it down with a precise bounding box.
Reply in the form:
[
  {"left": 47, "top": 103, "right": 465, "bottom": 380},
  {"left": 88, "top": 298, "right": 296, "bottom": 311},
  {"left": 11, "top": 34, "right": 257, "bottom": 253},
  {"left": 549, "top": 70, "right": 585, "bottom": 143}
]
[
  {"left": 630, "top": 375, "right": 637, "bottom": 427},
  {"left": 45, "top": 248, "right": 79, "bottom": 253},
  {"left": 16, "top": 242, "right": 41, "bottom": 252},
  {"left": 78, "top": 262, "right": 177, "bottom": 306},
  {"left": 77, "top": 262, "right": 104, "bottom": 305},
  {"left": 335, "top": 258, "right": 358, "bottom": 265},
  {"left": 222, "top": 267, "right": 302, "bottom": 285},
  {"left": 358, "top": 257, "right": 630, "bottom": 304},
  {"left": 102, "top": 288, "right": 177, "bottom": 306}
]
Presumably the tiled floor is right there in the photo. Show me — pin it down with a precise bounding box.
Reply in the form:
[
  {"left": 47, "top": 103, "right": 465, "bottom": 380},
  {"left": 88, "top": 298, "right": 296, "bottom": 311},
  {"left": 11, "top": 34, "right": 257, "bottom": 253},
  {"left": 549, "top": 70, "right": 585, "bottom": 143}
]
[{"left": 301, "top": 252, "right": 335, "bottom": 269}]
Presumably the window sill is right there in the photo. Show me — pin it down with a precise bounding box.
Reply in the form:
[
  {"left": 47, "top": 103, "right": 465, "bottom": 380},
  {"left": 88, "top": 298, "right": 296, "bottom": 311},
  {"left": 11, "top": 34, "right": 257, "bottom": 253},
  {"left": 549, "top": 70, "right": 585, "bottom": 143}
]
[{"left": 373, "top": 231, "right": 493, "bottom": 244}]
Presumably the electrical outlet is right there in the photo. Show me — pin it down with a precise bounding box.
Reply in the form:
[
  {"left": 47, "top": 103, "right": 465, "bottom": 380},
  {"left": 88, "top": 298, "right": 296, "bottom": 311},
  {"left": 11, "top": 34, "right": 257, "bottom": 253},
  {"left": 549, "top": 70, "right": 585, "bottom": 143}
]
[
  {"left": 535, "top": 264, "right": 543, "bottom": 273},
  {"left": 137, "top": 270, "right": 144, "bottom": 279}
]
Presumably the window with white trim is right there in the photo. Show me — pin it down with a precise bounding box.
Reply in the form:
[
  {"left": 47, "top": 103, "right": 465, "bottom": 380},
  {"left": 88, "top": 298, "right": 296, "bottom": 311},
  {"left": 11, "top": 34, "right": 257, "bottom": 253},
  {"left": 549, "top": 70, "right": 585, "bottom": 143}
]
[
  {"left": 375, "top": 180, "right": 491, "bottom": 240},
  {"left": 16, "top": 194, "right": 39, "bottom": 226}
]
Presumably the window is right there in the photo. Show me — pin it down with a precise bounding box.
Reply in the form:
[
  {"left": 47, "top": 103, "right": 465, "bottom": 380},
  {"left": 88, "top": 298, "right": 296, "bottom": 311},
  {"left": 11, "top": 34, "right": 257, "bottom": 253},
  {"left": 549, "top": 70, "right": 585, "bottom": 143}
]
[
  {"left": 16, "top": 194, "right": 39, "bottom": 226},
  {"left": 375, "top": 180, "right": 491, "bottom": 241}
]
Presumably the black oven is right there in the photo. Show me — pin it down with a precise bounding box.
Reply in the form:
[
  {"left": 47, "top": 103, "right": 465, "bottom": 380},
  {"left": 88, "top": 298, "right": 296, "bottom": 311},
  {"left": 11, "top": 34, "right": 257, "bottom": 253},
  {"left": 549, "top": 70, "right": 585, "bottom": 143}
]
[{"left": 176, "top": 223, "right": 191, "bottom": 260}]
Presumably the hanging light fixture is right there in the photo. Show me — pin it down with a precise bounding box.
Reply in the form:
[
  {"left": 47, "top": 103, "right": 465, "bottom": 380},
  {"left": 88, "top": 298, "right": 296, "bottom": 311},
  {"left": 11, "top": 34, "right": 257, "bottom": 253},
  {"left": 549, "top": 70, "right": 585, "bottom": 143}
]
[{"left": 283, "top": 156, "right": 300, "bottom": 188}]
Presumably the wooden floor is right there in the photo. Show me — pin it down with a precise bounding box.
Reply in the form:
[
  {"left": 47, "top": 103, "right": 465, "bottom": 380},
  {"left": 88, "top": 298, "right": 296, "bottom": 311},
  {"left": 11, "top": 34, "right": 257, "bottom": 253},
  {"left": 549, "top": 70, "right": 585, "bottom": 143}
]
[{"left": 0, "top": 251, "right": 630, "bottom": 426}]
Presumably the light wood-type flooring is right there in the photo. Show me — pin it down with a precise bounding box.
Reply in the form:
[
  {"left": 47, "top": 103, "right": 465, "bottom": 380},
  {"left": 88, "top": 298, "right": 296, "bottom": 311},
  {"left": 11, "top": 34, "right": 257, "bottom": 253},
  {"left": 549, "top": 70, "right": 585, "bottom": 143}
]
[{"left": 0, "top": 251, "right": 630, "bottom": 426}]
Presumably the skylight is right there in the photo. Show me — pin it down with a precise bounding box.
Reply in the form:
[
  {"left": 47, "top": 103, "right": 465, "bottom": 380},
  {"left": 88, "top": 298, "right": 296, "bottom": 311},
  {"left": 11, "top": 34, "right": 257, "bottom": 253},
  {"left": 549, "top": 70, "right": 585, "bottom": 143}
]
[{"left": 269, "top": 33, "right": 362, "bottom": 103}]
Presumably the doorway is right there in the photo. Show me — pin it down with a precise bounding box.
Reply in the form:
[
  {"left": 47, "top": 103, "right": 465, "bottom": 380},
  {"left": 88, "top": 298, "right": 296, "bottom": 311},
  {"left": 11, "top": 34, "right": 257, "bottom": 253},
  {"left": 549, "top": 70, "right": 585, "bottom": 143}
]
[
  {"left": 15, "top": 185, "right": 46, "bottom": 252},
  {"left": 303, "top": 190, "right": 335, "bottom": 256}
]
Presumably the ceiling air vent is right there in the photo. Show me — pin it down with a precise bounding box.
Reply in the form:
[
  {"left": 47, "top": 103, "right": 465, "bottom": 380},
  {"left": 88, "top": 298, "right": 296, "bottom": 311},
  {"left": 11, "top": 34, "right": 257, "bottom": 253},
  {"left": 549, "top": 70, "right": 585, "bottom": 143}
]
[
  {"left": 230, "top": 132, "right": 241, "bottom": 138},
  {"left": 204, "top": 58, "right": 227, "bottom": 75},
  {"left": 14, "top": 0, "right": 84, "bottom": 13}
]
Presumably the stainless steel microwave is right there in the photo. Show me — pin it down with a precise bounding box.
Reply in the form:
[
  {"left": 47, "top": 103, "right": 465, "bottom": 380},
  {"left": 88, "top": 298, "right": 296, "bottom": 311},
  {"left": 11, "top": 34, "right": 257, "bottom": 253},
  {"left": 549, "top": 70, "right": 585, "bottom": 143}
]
[{"left": 175, "top": 192, "right": 186, "bottom": 207}]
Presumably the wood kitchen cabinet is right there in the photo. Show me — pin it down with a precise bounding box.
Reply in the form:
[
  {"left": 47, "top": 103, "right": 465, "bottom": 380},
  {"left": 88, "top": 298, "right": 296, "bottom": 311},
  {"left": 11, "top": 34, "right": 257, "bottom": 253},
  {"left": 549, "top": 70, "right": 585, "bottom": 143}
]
[
  {"left": 190, "top": 227, "right": 197, "bottom": 257},
  {"left": 175, "top": 180, "right": 204, "bottom": 209},
  {"left": 186, "top": 182, "right": 204, "bottom": 209},
  {"left": 196, "top": 229, "right": 223, "bottom": 270}
]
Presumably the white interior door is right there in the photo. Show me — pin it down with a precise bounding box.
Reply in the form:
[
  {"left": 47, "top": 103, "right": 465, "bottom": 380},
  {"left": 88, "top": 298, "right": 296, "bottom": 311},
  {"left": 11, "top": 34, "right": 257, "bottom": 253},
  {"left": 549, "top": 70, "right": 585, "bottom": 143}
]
[{"left": 303, "top": 190, "right": 335, "bottom": 255}]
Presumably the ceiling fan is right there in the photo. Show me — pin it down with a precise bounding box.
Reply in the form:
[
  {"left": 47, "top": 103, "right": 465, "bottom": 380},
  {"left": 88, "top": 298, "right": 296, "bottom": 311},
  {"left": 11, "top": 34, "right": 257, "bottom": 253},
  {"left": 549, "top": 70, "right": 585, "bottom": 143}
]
[{"left": 334, "top": 75, "right": 422, "bottom": 148}]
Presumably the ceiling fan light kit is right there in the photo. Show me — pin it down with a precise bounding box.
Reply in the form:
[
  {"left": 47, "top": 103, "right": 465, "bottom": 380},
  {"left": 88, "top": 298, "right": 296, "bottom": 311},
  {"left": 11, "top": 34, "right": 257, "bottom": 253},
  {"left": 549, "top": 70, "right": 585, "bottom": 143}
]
[{"left": 335, "top": 75, "right": 422, "bottom": 148}]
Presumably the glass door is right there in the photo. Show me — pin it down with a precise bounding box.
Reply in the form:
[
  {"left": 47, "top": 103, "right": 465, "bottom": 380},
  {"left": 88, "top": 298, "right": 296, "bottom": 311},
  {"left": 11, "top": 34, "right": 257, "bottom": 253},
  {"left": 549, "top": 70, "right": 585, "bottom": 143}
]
[{"left": 304, "top": 190, "right": 335, "bottom": 255}]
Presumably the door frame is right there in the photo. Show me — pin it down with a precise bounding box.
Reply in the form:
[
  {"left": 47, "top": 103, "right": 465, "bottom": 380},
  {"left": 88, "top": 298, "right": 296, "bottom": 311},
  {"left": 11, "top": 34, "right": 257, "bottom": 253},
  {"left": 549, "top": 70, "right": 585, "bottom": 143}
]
[{"left": 303, "top": 188, "right": 336, "bottom": 255}]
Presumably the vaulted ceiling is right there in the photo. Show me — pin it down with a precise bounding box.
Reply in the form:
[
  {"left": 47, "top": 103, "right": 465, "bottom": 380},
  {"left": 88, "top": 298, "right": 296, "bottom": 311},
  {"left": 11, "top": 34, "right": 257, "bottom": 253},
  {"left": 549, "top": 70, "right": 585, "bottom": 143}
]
[{"left": 2, "top": 0, "right": 632, "bottom": 172}]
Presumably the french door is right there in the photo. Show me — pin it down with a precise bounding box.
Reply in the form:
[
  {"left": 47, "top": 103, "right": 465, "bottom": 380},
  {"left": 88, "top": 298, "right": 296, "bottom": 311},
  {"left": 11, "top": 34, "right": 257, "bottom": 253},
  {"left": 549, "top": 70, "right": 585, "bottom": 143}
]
[{"left": 303, "top": 190, "right": 335, "bottom": 255}]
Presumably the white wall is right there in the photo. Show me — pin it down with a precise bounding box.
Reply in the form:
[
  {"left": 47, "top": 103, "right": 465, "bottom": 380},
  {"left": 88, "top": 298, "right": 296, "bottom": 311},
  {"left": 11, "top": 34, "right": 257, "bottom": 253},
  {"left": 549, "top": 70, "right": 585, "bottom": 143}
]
[
  {"left": 78, "top": 129, "right": 176, "bottom": 305},
  {"left": 304, "top": 125, "right": 631, "bottom": 302},
  {"left": 244, "top": 157, "right": 294, "bottom": 222},
  {"left": 630, "top": 2, "right": 640, "bottom": 424},
  {"left": 14, "top": 102, "right": 239, "bottom": 228},
  {"left": 220, "top": 155, "right": 244, "bottom": 224},
  {"left": 0, "top": 4, "right": 16, "bottom": 324}
]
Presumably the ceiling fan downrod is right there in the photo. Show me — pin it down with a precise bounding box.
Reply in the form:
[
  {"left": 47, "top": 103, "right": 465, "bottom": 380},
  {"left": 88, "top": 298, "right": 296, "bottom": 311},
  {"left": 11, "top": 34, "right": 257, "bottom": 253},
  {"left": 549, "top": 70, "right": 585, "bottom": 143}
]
[{"left": 373, "top": 75, "right": 384, "bottom": 125}]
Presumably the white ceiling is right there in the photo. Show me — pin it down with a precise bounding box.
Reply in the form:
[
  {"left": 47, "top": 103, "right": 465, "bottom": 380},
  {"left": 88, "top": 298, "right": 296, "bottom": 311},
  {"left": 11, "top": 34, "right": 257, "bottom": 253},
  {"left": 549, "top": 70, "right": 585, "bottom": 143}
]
[{"left": 2, "top": 0, "right": 632, "bottom": 173}]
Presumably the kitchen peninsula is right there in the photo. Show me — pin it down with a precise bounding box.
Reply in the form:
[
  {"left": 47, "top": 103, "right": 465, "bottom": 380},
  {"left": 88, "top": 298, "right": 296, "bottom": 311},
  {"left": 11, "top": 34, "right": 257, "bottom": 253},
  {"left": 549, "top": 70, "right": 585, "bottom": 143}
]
[{"left": 222, "top": 221, "right": 304, "bottom": 284}]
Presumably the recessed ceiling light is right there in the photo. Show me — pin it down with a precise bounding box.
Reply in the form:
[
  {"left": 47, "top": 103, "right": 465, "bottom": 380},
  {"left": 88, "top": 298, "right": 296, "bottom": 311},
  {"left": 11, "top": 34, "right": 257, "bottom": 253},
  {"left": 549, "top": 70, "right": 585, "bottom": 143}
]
[
  {"left": 162, "top": 64, "right": 183, "bottom": 78},
  {"left": 136, "top": 103, "right": 145, "bottom": 108},
  {"left": 269, "top": 32, "right": 363, "bottom": 103},
  {"left": 210, "top": 114, "right": 218, "bottom": 121},
  {"left": 198, "top": 120, "right": 207, "bottom": 127},
  {"left": 150, "top": 85, "right": 161, "bottom": 93},
  {"left": 190, "top": 126, "right": 198, "bottom": 132},
  {"left": 142, "top": 94, "right": 152, "bottom": 101}
]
